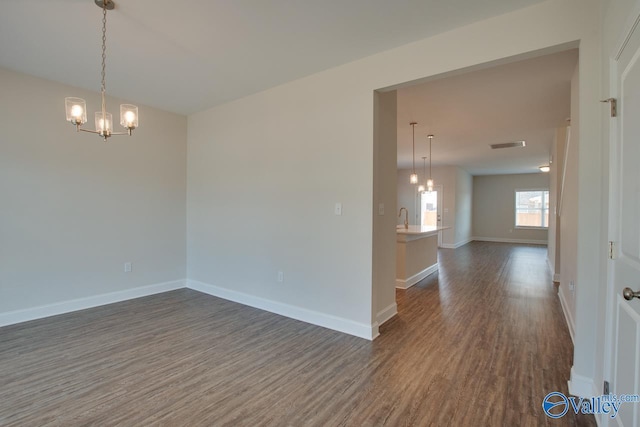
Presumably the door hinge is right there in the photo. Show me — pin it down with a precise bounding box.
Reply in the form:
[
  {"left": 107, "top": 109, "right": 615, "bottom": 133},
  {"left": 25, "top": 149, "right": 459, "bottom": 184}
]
[
  {"left": 601, "top": 98, "right": 617, "bottom": 117},
  {"left": 604, "top": 380, "right": 610, "bottom": 395},
  {"left": 609, "top": 241, "right": 615, "bottom": 259}
]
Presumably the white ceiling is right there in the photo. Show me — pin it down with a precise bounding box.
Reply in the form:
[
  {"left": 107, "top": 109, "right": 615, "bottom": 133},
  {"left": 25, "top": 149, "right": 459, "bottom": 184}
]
[
  {"left": 0, "top": 0, "right": 545, "bottom": 115},
  {"left": 397, "top": 49, "right": 578, "bottom": 175}
]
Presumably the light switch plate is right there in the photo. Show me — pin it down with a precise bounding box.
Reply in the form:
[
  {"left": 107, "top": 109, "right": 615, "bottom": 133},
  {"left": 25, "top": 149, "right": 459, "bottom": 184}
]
[
  {"left": 378, "top": 203, "right": 385, "bottom": 215},
  {"left": 334, "top": 203, "right": 342, "bottom": 215}
]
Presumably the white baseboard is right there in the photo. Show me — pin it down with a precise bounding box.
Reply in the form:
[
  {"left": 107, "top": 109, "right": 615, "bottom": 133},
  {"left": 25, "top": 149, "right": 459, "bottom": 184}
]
[
  {"left": 568, "top": 366, "right": 599, "bottom": 398},
  {"left": 440, "top": 238, "right": 472, "bottom": 249},
  {"left": 187, "top": 279, "right": 378, "bottom": 341},
  {"left": 395, "top": 263, "right": 438, "bottom": 289},
  {"left": 377, "top": 302, "right": 397, "bottom": 326},
  {"left": 558, "top": 286, "right": 575, "bottom": 344},
  {"left": 0, "top": 279, "right": 186, "bottom": 328},
  {"left": 472, "top": 236, "right": 548, "bottom": 245}
]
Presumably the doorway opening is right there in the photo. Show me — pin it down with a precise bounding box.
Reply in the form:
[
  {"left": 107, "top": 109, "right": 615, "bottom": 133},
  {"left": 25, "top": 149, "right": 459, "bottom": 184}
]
[{"left": 418, "top": 185, "right": 443, "bottom": 247}]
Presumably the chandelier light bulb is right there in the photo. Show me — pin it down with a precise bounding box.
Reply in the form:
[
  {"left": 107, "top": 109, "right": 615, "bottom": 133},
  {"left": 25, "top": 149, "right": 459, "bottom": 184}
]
[
  {"left": 71, "top": 104, "right": 84, "bottom": 119},
  {"left": 410, "top": 173, "right": 418, "bottom": 184},
  {"left": 120, "top": 104, "right": 139, "bottom": 130},
  {"left": 65, "top": 97, "right": 87, "bottom": 125},
  {"left": 95, "top": 111, "right": 113, "bottom": 135},
  {"left": 418, "top": 184, "right": 425, "bottom": 192},
  {"left": 427, "top": 178, "right": 434, "bottom": 188}
]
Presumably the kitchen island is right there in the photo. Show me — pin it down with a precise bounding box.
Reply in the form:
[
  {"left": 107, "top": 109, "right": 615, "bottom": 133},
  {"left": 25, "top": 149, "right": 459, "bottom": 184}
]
[{"left": 396, "top": 225, "right": 448, "bottom": 289}]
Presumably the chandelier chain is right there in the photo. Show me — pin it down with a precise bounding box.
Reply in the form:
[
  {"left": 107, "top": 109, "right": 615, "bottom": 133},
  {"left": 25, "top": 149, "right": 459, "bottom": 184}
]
[
  {"left": 412, "top": 123, "right": 416, "bottom": 172},
  {"left": 100, "top": 2, "right": 107, "bottom": 116}
]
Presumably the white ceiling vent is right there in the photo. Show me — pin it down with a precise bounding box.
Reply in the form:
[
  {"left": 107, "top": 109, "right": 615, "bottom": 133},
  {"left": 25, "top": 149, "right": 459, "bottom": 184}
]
[{"left": 490, "top": 141, "right": 526, "bottom": 149}]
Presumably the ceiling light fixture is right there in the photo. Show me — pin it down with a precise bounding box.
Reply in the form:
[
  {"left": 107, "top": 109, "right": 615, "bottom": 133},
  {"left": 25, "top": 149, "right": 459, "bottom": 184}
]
[
  {"left": 409, "top": 122, "right": 418, "bottom": 184},
  {"left": 418, "top": 157, "right": 427, "bottom": 193},
  {"left": 426, "top": 135, "right": 434, "bottom": 192},
  {"left": 539, "top": 165, "right": 550, "bottom": 172},
  {"left": 64, "top": 0, "right": 138, "bottom": 141}
]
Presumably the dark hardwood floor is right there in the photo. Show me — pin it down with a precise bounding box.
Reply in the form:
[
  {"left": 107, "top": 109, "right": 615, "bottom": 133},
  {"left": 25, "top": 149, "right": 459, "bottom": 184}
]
[{"left": 0, "top": 242, "right": 595, "bottom": 426}]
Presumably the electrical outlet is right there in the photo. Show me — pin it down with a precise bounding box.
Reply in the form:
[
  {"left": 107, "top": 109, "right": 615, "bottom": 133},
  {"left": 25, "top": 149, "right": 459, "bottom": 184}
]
[
  {"left": 378, "top": 203, "right": 385, "bottom": 215},
  {"left": 334, "top": 203, "right": 342, "bottom": 215},
  {"left": 124, "top": 262, "right": 132, "bottom": 273},
  {"left": 569, "top": 280, "right": 575, "bottom": 291},
  {"left": 277, "top": 271, "right": 284, "bottom": 283}
]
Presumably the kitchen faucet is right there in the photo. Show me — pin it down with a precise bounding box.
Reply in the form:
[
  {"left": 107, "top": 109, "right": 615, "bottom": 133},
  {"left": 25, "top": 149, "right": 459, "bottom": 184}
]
[{"left": 399, "top": 207, "right": 408, "bottom": 229}]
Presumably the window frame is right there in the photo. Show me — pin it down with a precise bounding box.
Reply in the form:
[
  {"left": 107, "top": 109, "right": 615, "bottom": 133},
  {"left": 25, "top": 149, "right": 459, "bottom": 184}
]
[{"left": 514, "top": 188, "right": 549, "bottom": 230}]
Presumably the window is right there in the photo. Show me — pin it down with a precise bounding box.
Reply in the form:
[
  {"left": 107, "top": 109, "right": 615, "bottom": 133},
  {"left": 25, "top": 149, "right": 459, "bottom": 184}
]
[{"left": 515, "top": 190, "right": 549, "bottom": 228}]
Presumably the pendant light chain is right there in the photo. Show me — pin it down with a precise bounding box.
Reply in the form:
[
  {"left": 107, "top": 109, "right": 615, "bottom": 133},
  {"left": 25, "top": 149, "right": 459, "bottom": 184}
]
[
  {"left": 408, "top": 122, "right": 419, "bottom": 184},
  {"left": 100, "top": 2, "right": 108, "bottom": 119},
  {"left": 427, "top": 134, "right": 434, "bottom": 191},
  {"left": 429, "top": 136, "right": 432, "bottom": 179},
  {"left": 412, "top": 123, "right": 416, "bottom": 173},
  {"left": 423, "top": 157, "right": 427, "bottom": 183}
]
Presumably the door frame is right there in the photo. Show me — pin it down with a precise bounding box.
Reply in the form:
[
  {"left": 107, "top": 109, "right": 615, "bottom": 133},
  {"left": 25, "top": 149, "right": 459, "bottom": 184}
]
[{"left": 603, "top": 8, "right": 640, "bottom": 427}]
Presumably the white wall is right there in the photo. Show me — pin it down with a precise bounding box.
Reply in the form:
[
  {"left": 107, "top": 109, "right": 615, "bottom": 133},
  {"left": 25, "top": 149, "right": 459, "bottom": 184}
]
[
  {"left": 455, "top": 168, "right": 473, "bottom": 246},
  {"left": 373, "top": 91, "right": 398, "bottom": 327},
  {"left": 473, "top": 173, "right": 550, "bottom": 244},
  {"left": 548, "top": 126, "right": 567, "bottom": 280},
  {"left": 558, "top": 68, "right": 579, "bottom": 343},
  {"left": 0, "top": 68, "right": 187, "bottom": 315},
  {"left": 186, "top": 0, "right": 602, "bottom": 343}
]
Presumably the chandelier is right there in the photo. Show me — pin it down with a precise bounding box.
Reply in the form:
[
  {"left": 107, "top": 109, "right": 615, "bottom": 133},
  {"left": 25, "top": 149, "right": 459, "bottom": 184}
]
[{"left": 64, "top": 0, "right": 138, "bottom": 141}]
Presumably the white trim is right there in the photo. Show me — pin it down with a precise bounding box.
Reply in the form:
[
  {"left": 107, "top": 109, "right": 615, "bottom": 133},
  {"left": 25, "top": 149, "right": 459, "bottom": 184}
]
[
  {"left": 187, "top": 279, "right": 378, "bottom": 341},
  {"left": 568, "top": 366, "right": 599, "bottom": 398},
  {"left": 370, "top": 322, "right": 380, "bottom": 340},
  {"left": 395, "top": 263, "right": 438, "bottom": 289},
  {"left": 440, "top": 238, "right": 472, "bottom": 249},
  {"left": 558, "top": 286, "right": 575, "bottom": 344},
  {"left": 376, "top": 302, "right": 397, "bottom": 326},
  {"left": 546, "top": 259, "right": 560, "bottom": 282},
  {"left": 471, "top": 236, "right": 548, "bottom": 245},
  {"left": 0, "top": 279, "right": 186, "bottom": 328},
  {"left": 614, "top": 3, "right": 640, "bottom": 60},
  {"left": 514, "top": 226, "right": 549, "bottom": 230}
]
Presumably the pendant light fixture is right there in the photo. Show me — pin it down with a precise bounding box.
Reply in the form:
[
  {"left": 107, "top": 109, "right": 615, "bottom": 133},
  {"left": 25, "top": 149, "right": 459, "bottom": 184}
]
[
  {"left": 427, "top": 134, "right": 434, "bottom": 192},
  {"left": 409, "top": 122, "right": 418, "bottom": 184},
  {"left": 64, "top": 0, "right": 138, "bottom": 141},
  {"left": 417, "top": 157, "right": 427, "bottom": 193}
]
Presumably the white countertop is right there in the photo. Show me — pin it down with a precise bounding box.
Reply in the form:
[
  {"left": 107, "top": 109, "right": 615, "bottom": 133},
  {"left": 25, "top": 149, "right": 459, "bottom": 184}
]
[{"left": 396, "top": 225, "right": 449, "bottom": 242}]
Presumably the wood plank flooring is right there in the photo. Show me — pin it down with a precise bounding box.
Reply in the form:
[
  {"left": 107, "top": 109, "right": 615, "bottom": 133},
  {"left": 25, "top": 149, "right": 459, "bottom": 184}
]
[{"left": 0, "top": 242, "right": 595, "bottom": 426}]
